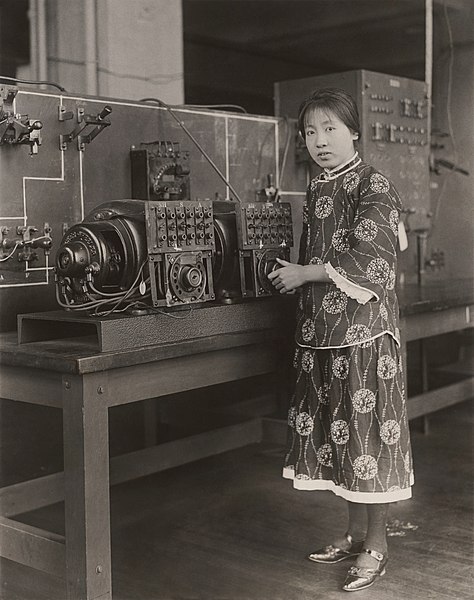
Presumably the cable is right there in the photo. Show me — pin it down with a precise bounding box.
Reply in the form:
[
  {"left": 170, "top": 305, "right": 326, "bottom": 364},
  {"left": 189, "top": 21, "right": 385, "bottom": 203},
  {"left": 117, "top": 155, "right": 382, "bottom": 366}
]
[
  {"left": 183, "top": 104, "right": 247, "bottom": 114},
  {"left": 430, "top": 3, "right": 457, "bottom": 235},
  {"left": 0, "top": 243, "right": 20, "bottom": 262},
  {"left": 97, "top": 66, "right": 183, "bottom": 85},
  {"left": 24, "top": 235, "right": 51, "bottom": 246},
  {"left": 88, "top": 261, "right": 148, "bottom": 307},
  {"left": 87, "top": 281, "right": 132, "bottom": 298},
  {"left": 278, "top": 117, "right": 292, "bottom": 193},
  {"left": 0, "top": 75, "right": 67, "bottom": 92},
  {"left": 92, "top": 262, "right": 150, "bottom": 316},
  {"left": 443, "top": 2, "right": 457, "bottom": 167},
  {"left": 146, "top": 304, "right": 194, "bottom": 319},
  {"left": 93, "top": 299, "right": 147, "bottom": 317},
  {"left": 140, "top": 97, "right": 243, "bottom": 203}
]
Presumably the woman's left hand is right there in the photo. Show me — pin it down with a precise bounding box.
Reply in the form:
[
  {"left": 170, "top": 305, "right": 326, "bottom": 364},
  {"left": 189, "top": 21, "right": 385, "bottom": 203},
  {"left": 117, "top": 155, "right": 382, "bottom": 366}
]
[{"left": 268, "top": 258, "right": 307, "bottom": 293}]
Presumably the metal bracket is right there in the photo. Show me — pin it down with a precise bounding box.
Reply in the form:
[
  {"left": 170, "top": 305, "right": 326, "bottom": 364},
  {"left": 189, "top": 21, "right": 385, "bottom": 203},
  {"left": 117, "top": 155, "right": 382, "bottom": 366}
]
[
  {"left": 0, "top": 85, "right": 43, "bottom": 155},
  {"left": 0, "top": 84, "right": 17, "bottom": 114},
  {"left": 59, "top": 105, "right": 112, "bottom": 151},
  {"left": 0, "top": 223, "right": 52, "bottom": 263}
]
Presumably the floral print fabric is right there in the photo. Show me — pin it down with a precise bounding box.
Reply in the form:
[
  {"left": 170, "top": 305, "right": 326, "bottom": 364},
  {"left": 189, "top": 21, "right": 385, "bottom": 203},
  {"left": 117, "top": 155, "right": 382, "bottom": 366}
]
[
  {"left": 283, "top": 335, "right": 414, "bottom": 503},
  {"left": 297, "top": 159, "right": 403, "bottom": 349},
  {"left": 285, "top": 157, "right": 413, "bottom": 502}
]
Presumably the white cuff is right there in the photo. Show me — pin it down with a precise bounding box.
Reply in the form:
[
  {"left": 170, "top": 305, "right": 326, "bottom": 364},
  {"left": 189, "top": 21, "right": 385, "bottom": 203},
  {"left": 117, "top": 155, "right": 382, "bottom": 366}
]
[
  {"left": 398, "top": 221, "right": 408, "bottom": 251},
  {"left": 325, "top": 263, "right": 377, "bottom": 305}
]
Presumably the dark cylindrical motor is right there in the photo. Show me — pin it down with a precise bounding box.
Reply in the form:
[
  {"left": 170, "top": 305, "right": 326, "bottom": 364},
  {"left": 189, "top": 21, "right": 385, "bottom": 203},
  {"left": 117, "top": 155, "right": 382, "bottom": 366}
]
[
  {"left": 55, "top": 200, "right": 148, "bottom": 308},
  {"left": 55, "top": 198, "right": 290, "bottom": 312},
  {"left": 212, "top": 210, "right": 241, "bottom": 302},
  {"left": 55, "top": 199, "right": 238, "bottom": 311}
]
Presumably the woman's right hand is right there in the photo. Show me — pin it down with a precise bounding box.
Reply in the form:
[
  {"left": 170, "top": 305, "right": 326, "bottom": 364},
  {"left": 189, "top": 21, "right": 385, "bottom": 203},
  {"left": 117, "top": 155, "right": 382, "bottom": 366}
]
[{"left": 268, "top": 258, "right": 307, "bottom": 293}]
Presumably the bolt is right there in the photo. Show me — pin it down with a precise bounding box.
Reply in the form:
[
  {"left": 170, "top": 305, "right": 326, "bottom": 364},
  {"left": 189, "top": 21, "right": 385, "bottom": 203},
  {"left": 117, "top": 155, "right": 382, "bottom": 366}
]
[
  {"left": 97, "top": 386, "right": 104, "bottom": 394},
  {"left": 96, "top": 565, "right": 103, "bottom": 574},
  {"left": 64, "top": 381, "right": 71, "bottom": 389}
]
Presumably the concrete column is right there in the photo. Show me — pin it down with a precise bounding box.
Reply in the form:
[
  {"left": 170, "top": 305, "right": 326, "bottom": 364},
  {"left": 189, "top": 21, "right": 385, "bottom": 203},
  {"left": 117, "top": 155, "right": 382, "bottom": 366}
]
[
  {"left": 45, "top": 0, "right": 184, "bottom": 103},
  {"left": 96, "top": 0, "right": 184, "bottom": 103}
]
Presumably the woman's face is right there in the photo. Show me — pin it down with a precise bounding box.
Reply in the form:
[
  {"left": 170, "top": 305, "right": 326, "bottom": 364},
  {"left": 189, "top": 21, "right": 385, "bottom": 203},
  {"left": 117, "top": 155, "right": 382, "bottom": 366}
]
[{"left": 304, "top": 107, "right": 358, "bottom": 170}]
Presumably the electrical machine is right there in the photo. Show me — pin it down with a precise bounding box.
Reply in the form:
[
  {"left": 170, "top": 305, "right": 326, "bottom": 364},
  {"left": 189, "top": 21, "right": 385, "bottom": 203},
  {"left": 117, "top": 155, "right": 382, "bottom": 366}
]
[
  {"left": 54, "top": 140, "right": 294, "bottom": 313},
  {"left": 275, "top": 70, "right": 431, "bottom": 232}
]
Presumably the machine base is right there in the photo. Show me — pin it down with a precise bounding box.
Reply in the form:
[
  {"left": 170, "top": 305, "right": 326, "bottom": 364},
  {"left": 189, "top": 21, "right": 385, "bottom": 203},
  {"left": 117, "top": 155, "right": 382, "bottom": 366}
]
[{"left": 18, "top": 297, "right": 295, "bottom": 353}]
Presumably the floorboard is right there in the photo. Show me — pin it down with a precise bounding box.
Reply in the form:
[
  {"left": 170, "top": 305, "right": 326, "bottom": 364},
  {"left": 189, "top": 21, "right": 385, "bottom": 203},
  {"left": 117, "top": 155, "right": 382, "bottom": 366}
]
[{"left": 1, "top": 400, "right": 473, "bottom": 600}]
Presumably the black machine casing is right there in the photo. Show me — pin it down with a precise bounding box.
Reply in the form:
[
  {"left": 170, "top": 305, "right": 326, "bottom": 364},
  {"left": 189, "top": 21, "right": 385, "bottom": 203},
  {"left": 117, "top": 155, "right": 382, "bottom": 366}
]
[
  {"left": 55, "top": 197, "right": 294, "bottom": 311},
  {"left": 144, "top": 199, "right": 215, "bottom": 307},
  {"left": 130, "top": 143, "right": 191, "bottom": 201},
  {"left": 55, "top": 199, "right": 215, "bottom": 309},
  {"left": 213, "top": 200, "right": 293, "bottom": 300}
]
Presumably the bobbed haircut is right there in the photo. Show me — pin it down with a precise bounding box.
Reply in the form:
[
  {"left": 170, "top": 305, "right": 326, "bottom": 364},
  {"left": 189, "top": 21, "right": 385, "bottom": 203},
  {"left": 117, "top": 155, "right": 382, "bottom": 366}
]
[{"left": 297, "top": 87, "right": 361, "bottom": 139}]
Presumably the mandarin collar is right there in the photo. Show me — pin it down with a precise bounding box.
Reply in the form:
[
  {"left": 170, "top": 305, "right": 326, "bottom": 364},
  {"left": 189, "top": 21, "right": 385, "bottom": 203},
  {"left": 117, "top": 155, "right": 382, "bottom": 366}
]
[{"left": 318, "top": 152, "right": 361, "bottom": 181}]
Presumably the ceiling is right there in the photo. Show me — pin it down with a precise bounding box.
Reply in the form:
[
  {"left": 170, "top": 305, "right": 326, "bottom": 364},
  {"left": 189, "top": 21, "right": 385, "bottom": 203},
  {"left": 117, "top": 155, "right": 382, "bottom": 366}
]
[
  {"left": 0, "top": 0, "right": 471, "bottom": 116},
  {"left": 182, "top": 0, "right": 470, "bottom": 114}
]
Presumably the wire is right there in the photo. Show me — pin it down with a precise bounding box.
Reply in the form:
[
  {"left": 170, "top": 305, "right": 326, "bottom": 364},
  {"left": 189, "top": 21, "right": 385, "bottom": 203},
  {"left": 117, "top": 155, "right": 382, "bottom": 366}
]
[
  {"left": 87, "top": 281, "right": 131, "bottom": 297},
  {"left": 0, "top": 242, "right": 20, "bottom": 262},
  {"left": 430, "top": 3, "right": 457, "bottom": 236},
  {"left": 93, "top": 299, "right": 147, "bottom": 317},
  {"left": 55, "top": 288, "right": 118, "bottom": 311},
  {"left": 0, "top": 75, "right": 67, "bottom": 92},
  {"left": 145, "top": 304, "right": 195, "bottom": 319},
  {"left": 183, "top": 104, "right": 247, "bottom": 114},
  {"left": 90, "top": 262, "right": 148, "bottom": 312},
  {"left": 24, "top": 235, "right": 51, "bottom": 246},
  {"left": 140, "top": 97, "right": 243, "bottom": 203},
  {"left": 278, "top": 117, "right": 292, "bottom": 193},
  {"left": 97, "top": 66, "right": 183, "bottom": 85},
  {"left": 56, "top": 261, "right": 148, "bottom": 314},
  {"left": 443, "top": 2, "right": 457, "bottom": 167}
]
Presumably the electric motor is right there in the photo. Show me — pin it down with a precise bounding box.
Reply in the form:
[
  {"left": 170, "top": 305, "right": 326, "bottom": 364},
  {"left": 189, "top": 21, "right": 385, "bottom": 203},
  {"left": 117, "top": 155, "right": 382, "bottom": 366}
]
[
  {"left": 55, "top": 199, "right": 215, "bottom": 312},
  {"left": 55, "top": 196, "right": 294, "bottom": 314}
]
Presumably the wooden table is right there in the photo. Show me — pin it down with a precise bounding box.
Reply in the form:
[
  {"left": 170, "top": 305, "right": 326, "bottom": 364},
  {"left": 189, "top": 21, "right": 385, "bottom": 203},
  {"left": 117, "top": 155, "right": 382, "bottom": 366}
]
[
  {"left": 1, "top": 280, "right": 473, "bottom": 599},
  {"left": 0, "top": 299, "right": 293, "bottom": 600},
  {"left": 398, "top": 278, "right": 474, "bottom": 419}
]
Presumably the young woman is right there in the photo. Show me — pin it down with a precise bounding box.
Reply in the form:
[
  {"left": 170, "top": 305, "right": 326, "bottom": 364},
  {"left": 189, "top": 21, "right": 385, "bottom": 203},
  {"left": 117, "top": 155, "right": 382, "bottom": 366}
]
[{"left": 268, "top": 88, "right": 414, "bottom": 592}]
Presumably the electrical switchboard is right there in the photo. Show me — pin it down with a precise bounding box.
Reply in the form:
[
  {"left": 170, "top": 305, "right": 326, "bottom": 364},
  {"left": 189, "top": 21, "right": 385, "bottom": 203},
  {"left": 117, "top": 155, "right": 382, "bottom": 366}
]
[{"left": 275, "top": 70, "right": 431, "bottom": 232}]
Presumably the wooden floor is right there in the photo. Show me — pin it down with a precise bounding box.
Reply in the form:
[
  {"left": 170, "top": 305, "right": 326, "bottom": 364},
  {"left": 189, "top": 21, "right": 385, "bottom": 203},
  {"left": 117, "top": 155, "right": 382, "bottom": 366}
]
[{"left": 1, "top": 400, "right": 473, "bottom": 600}]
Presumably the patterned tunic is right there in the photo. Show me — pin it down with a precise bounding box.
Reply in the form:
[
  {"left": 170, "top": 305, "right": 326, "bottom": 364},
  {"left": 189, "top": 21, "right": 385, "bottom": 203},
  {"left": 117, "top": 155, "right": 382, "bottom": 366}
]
[
  {"left": 296, "top": 154, "right": 401, "bottom": 348},
  {"left": 283, "top": 154, "right": 414, "bottom": 503}
]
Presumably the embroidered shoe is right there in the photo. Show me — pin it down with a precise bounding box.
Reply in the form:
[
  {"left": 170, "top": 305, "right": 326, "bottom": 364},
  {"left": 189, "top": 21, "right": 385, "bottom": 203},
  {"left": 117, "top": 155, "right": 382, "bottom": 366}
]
[
  {"left": 308, "top": 533, "right": 364, "bottom": 564},
  {"left": 342, "top": 548, "right": 388, "bottom": 591}
]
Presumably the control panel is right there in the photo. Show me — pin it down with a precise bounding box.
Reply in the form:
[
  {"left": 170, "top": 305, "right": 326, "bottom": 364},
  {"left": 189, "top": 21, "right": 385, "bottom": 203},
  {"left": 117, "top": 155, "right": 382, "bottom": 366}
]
[
  {"left": 236, "top": 201, "right": 293, "bottom": 298},
  {"left": 146, "top": 200, "right": 214, "bottom": 251},
  {"left": 369, "top": 91, "right": 427, "bottom": 147},
  {"left": 275, "top": 69, "right": 431, "bottom": 233},
  {"left": 145, "top": 200, "right": 215, "bottom": 307},
  {"left": 238, "top": 203, "right": 293, "bottom": 249},
  {"left": 131, "top": 142, "right": 191, "bottom": 201}
]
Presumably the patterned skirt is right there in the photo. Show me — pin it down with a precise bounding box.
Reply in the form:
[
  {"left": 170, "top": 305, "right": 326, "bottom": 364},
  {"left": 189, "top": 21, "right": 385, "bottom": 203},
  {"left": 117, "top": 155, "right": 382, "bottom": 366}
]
[{"left": 283, "top": 334, "right": 414, "bottom": 504}]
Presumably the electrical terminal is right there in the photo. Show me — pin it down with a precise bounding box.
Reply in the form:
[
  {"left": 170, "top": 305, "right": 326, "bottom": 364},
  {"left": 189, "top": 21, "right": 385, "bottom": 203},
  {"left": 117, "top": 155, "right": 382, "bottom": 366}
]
[{"left": 0, "top": 223, "right": 52, "bottom": 263}]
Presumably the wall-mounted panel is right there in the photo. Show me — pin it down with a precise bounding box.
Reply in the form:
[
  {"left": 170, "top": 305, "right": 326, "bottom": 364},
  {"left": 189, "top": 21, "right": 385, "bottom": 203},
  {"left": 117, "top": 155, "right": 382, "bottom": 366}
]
[{"left": 0, "top": 89, "right": 306, "bottom": 331}]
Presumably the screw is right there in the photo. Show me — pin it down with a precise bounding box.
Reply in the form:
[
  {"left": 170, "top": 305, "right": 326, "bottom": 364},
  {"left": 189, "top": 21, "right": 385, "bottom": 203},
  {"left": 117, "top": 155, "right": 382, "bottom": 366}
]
[
  {"left": 97, "top": 386, "right": 104, "bottom": 394},
  {"left": 96, "top": 565, "right": 103, "bottom": 574},
  {"left": 64, "top": 381, "right": 71, "bottom": 389}
]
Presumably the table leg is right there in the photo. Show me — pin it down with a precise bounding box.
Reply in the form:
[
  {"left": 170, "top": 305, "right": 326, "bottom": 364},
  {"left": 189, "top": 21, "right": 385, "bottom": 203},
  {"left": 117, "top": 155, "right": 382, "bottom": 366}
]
[
  {"left": 143, "top": 398, "right": 159, "bottom": 446},
  {"left": 62, "top": 373, "right": 112, "bottom": 600},
  {"left": 420, "top": 339, "right": 430, "bottom": 434}
]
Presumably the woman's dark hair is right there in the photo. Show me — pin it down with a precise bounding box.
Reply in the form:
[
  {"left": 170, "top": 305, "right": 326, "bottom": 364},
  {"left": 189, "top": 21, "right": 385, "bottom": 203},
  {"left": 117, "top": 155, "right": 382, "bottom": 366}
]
[{"left": 297, "top": 87, "right": 361, "bottom": 139}]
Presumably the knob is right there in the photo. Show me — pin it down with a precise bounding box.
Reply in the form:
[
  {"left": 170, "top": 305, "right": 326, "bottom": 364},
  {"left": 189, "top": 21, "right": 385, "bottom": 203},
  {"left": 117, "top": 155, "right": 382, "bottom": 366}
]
[{"left": 179, "top": 265, "right": 203, "bottom": 291}]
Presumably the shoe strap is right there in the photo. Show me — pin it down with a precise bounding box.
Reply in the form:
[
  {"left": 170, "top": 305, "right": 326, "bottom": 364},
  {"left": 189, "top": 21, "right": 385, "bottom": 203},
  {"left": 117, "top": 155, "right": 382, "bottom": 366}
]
[
  {"left": 345, "top": 532, "right": 365, "bottom": 546},
  {"left": 344, "top": 532, "right": 354, "bottom": 545},
  {"left": 363, "top": 548, "right": 384, "bottom": 562}
]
